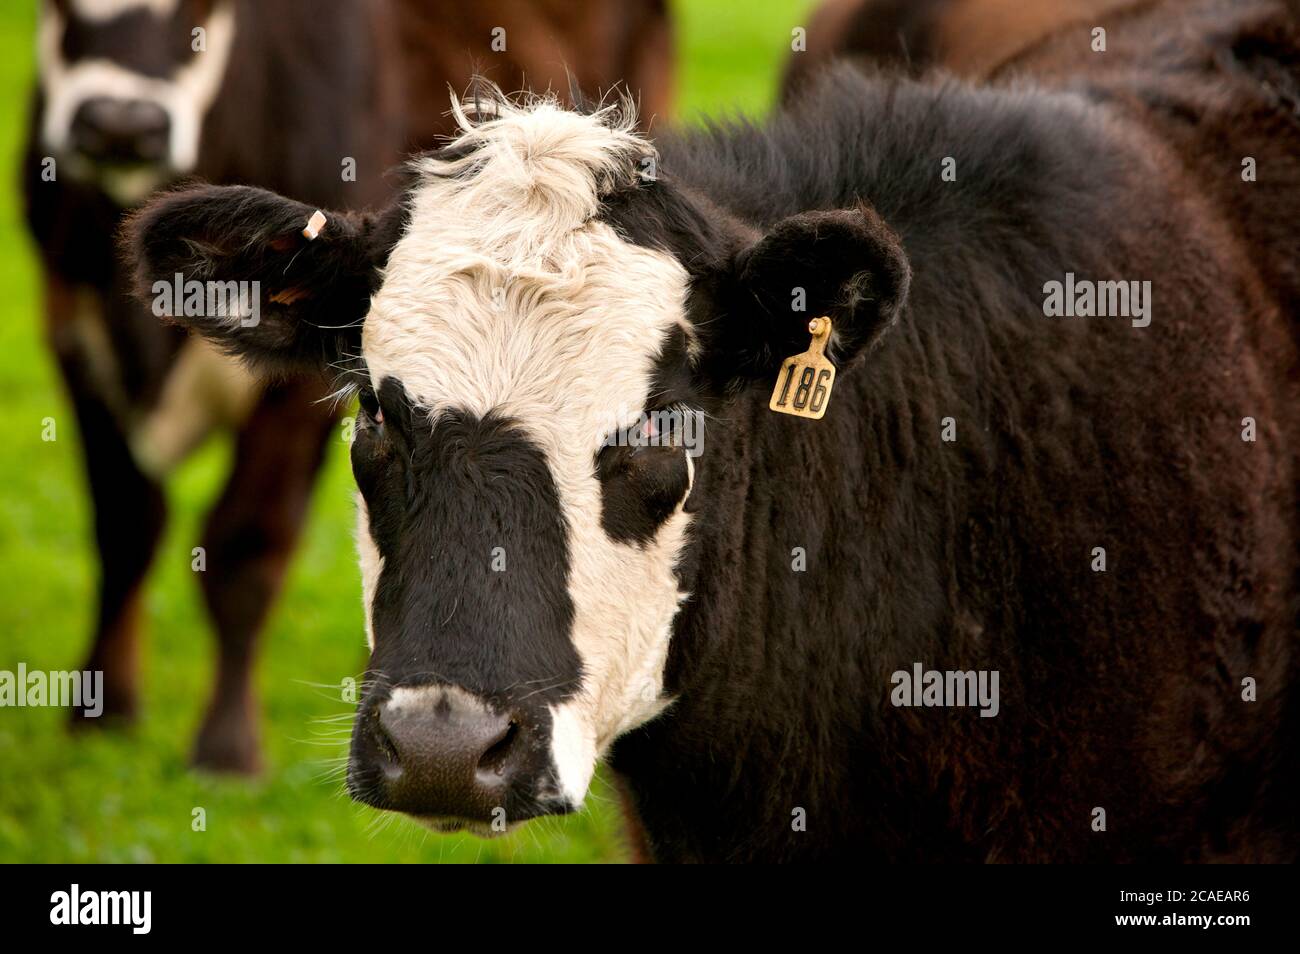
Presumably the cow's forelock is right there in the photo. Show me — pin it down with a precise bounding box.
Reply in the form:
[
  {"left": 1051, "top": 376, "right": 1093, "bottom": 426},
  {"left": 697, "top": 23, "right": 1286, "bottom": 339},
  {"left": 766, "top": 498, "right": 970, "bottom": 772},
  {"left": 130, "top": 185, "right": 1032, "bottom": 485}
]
[{"left": 355, "top": 94, "right": 696, "bottom": 809}]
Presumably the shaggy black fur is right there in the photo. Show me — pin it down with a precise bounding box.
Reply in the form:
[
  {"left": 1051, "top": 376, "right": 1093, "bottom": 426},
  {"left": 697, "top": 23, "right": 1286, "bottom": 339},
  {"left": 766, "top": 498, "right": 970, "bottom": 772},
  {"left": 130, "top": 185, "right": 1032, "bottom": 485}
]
[{"left": 599, "top": 60, "right": 1299, "bottom": 861}]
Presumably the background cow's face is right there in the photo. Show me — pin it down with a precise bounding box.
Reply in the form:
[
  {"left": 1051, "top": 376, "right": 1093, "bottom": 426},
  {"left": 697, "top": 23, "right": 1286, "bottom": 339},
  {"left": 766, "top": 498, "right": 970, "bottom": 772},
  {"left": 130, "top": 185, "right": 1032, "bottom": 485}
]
[
  {"left": 37, "top": 0, "right": 234, "bottom": 205},
  {"left": 127, "top": 91, "right": 909, "bottom": 833}
]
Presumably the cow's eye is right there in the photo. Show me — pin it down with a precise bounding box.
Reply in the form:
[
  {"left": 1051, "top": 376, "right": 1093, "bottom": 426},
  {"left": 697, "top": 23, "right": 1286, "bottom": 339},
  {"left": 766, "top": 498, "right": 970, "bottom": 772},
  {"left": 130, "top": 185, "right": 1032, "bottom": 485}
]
[
  {"left": 358, "top": 386, "right": 383, "bottom": 425},
  {"left": 595, "top": 412, "right": 692, "bottom": 544}
]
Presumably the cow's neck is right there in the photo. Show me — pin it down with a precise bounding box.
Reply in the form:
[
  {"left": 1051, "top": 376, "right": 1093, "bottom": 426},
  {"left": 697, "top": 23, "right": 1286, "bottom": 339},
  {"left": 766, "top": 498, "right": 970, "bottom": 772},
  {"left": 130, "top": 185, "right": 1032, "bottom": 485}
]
[
  {"left": 608, "top": 374, "right": 943, "bottom": 861},
  {"left": 606, "top": 101, "right": 1005, "bottom": 859}
]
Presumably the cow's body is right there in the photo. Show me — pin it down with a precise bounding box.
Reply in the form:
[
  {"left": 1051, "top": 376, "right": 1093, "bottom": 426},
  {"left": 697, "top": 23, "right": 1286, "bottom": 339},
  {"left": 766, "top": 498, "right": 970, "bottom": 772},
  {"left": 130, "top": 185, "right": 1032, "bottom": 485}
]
[
  {"left": 27, "top": 0, "right": 405, "bottom": 772},
  {"left": 614, "top": 91, "right": 1297, "bottom": 862},
  {"left": 609, "top": 0, "right": 1300, "bottom": 862},
  {"left": 26, "top": 0, "right": 674, "bottom": 772},
  {"left": 129, "top": 0, "right": 1298, "bottom": 860},
  {"left": 781, "top": 0, "right": 1146, "bottom": 94},
  {"left": 389, "top": 0, "right": 674, "bottom": 148}
]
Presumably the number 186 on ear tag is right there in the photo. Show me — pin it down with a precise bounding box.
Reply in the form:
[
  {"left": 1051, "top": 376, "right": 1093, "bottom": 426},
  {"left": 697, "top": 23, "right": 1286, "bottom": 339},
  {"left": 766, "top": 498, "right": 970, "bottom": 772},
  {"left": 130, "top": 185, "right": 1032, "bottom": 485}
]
[{"left": 769, "top": 316, "right": 835, "bottom": 419}]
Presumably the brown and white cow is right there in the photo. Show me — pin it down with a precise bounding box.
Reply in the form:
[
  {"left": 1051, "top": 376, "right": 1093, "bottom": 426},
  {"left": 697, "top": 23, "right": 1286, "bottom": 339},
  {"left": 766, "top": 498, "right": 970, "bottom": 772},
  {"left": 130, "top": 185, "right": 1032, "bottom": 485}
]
[
  {"left": 127, "top": 0, "right": 1298, "bottom": 861},
  {"left": 25, "top": 0, "right": 674, "bottom": 773}
]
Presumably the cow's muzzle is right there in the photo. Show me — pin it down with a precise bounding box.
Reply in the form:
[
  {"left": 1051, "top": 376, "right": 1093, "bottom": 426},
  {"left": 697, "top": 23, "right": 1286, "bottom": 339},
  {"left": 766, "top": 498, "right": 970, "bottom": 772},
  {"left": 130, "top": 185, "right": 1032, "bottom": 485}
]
[
  {"left": 70, "top": 96, "right": 171, "bottom": 167},
  {"left": 346, "top": 684, "right": 566, "bottom": 830}
]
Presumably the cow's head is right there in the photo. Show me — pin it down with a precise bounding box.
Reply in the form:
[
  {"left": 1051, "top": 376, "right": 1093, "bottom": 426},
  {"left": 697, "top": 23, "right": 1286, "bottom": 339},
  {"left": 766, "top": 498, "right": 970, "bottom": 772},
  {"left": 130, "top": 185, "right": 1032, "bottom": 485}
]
[
  {"left": 125, "top": 90, "right": 909, "bottom": 835},
  {"left": 37, "top": 0, "right": 235, "bottom": 205}
]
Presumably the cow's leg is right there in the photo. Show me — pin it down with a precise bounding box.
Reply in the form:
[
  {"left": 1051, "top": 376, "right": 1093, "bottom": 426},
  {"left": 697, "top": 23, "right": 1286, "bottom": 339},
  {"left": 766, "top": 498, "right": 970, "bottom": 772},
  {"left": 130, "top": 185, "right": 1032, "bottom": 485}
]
[
  {"left": 192, "top": 381, "right": 336, "bottom": 773},
  {"left": 44, "top": 275, "right": 167, "bottom": 726},
  {"left": 71, "top": 388, "right": 167, "bottom": 725}
]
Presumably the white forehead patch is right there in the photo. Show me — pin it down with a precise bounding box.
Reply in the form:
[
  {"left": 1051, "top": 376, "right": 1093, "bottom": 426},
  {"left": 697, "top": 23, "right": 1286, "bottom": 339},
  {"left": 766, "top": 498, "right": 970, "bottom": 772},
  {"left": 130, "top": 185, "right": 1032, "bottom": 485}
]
[
  {"left": 71, "top": 0, "right": 182, "bottom": 22},
  {"left": 363, "top": 93, "right": 692, "bottom": 436},
  {"left": 358, "top": 91, "right": 694, "bottom": 806}
]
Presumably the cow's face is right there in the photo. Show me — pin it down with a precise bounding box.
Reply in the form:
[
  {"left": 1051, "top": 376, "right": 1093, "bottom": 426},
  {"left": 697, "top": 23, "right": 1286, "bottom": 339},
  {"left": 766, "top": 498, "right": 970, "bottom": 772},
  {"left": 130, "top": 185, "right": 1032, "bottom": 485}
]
[
  {"left": 127, "top": 91, "right": 909, "bottom": 834},
  {"left": 37, "top": 0, "right": 235, "bottom": 205}
]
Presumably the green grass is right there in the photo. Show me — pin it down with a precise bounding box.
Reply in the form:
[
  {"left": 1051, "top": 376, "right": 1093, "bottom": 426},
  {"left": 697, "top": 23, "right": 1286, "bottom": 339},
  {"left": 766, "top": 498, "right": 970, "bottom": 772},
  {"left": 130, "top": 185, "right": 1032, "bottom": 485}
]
[{"left": 0, "top": 0, "right": 811, "bottom": 863}]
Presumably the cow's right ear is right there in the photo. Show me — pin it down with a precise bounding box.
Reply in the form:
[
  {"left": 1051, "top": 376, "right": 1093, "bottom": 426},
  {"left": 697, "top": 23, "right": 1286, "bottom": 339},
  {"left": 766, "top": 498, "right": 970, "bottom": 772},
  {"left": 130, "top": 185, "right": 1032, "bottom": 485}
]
[
  {"left": 124, "top": 184, "right": 381, "bottom": 376},
  {"left": 694, "top": 205, "right": 910, "bottom": 391}
]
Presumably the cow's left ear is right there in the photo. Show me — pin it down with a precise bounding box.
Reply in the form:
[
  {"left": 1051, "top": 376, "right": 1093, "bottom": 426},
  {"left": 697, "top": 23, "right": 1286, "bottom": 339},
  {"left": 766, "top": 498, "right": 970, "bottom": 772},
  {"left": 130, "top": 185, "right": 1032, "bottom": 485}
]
[
  {"left": 124, "top": 184, "right": 383, "bottom": 377},
  {"left": 701, "top": 206, "right": 910, "bottom": 387}
]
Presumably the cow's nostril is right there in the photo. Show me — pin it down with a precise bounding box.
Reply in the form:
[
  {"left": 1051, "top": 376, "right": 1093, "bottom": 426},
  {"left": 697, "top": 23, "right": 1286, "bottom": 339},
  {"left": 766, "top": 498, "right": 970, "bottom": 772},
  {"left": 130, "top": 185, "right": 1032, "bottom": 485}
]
[
  {"left": 476, "top": 720, "right": 520, "bottom": 779},
  {"left": 372, "top": 720, "right": 402, "bottom": 779}
]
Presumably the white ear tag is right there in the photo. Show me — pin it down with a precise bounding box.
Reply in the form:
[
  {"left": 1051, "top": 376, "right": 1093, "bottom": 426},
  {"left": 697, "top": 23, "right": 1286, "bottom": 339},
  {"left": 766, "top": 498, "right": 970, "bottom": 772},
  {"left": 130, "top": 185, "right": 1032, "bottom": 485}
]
[{"left": 302, "top": 210, "right": 328, "bottom": 241}]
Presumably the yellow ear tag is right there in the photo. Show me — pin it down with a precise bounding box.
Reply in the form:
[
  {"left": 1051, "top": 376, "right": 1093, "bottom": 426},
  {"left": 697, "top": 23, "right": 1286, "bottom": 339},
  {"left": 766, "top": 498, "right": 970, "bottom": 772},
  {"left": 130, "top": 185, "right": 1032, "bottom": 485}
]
[{"left": 769, "top": 316, "right": 835, "bottom": 419}]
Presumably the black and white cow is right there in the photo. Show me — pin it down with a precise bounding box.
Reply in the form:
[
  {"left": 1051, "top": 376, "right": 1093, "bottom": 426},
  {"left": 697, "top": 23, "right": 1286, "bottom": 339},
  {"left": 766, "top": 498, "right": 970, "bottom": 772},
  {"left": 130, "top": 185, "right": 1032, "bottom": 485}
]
[
  {"left": 26, "top": 0, "right": 675, "bottom": 774},
  {"left": 26, "top": 0, "right": 404, "bottom": 773},
  {"left": 126, "top": 0, "right": 1299, "bottom": 861}
]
